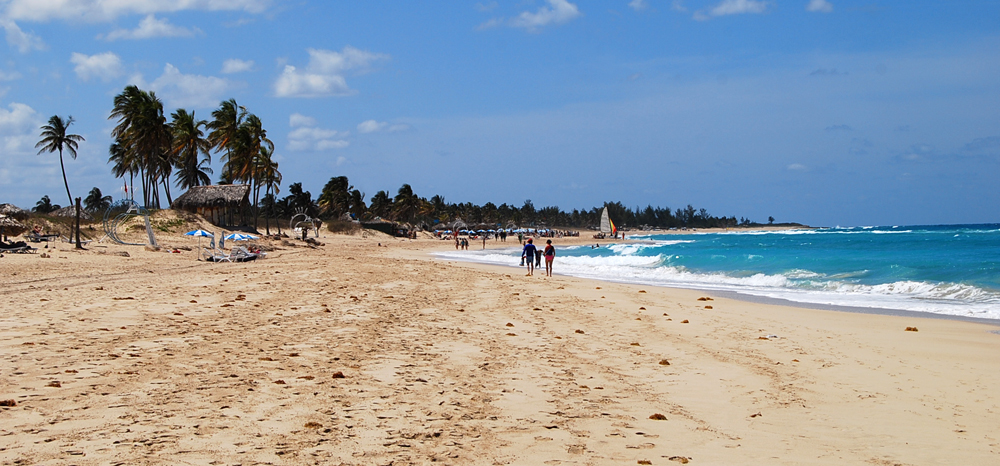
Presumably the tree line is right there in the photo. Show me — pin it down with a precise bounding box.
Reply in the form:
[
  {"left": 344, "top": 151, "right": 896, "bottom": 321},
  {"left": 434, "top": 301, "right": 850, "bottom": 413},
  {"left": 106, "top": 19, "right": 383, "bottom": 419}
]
[{"left": 32, "top": 87, "right": 776, "bottom": 233}]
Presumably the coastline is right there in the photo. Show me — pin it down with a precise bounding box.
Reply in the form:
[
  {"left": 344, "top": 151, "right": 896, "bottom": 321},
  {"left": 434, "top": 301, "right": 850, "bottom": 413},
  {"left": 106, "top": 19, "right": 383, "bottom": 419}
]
[
  {"left": 433, "top": 233, "right": 1000, "bottom": 326},
  {"left": 1, "top": 231, "right": 998, "bottom": 464}
]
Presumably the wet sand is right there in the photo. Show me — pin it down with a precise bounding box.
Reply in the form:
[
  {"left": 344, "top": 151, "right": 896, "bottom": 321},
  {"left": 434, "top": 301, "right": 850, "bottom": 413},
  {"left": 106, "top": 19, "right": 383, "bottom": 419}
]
[{"left": 1, "top": 232, "right": 998, "bottom": 465}]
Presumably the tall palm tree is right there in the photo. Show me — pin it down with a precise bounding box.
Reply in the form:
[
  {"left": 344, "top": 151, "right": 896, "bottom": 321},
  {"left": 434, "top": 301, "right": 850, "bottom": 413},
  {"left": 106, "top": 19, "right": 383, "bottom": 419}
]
[
  {"left": 257, "top": 146, "right": 281, "bottom": 234},
  {"left": 170, "top": 109, "right": 213, "bottom": 190},
  {"left": 109, "top": 86, "right": 171, "bottom": 208},
  {"left": 207, "top": 99, "right": 245, "bottom": 182},
  {"left": 35, "top": 115, "right": 85, "bottom": 208},
  {"left": 318, "top": 176, "right": 352, "bottom": 219},
  {"left": 392, "top": 183, "right": 421, "bottom": 223}
]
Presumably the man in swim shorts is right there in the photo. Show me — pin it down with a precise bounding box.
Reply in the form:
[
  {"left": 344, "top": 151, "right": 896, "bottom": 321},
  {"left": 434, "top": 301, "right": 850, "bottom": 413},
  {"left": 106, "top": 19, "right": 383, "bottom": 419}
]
[{"left": 522, "top": 238, "right": 537, "bottom": 276}]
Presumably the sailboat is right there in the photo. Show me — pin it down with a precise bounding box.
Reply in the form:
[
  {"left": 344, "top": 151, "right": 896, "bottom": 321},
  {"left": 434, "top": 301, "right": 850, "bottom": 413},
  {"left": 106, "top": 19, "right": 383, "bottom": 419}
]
[{"left": 597, "top": 207, "right": 617, "bottom": 239}]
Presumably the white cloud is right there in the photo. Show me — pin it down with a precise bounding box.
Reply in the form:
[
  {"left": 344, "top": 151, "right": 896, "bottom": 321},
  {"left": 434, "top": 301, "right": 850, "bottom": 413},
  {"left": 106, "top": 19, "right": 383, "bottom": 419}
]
[
  {"left": 671, "top": 0, "right": 688, "bottom": 12},
  {"left": 476, "top": 2, "right": 498, "bottom": 12},
  {"left": 787, "top": 163, "right": 808, "bottom": 171},
  {"left": 510, "top": 0, "right": 582, "bottom": 31},
  {"left": 358, "top": 119, "right": 410, "bottom": 134},
  {"left": 287, "top": 116, "right": 349, "bottom": 151},
  {"left": 70, "top": 51, "right": 123, "bottom": 82},
  {"left": 221, "top": 58, "right": 254, "bottom": 74},
  {"left": 289, "top": 113, "right": 316, "bottom": 128},
  {"left": 147, "top": 63, "right": 233, "bottom": 108},
  {"left": 628, "top": 0, "right": 647, "bottom": 11},
  {"left": 357, "top": 119, "right": 386, "bottom": 134},
  {"left": 102, "top": 15, "right": 199, "bottom": 41},
  {"left": 806, "top": 0, "right": 833, "bottom": 13},
  {"left": 1, "top": 19, "right": 45, "bottom": 53},
  {"left": 3, "top": 0, "right": 269, "bottom": 22},
  {"left": 695, "top": 0, "right": 769, "bottom": 20},
  {"left": 0, "top": 101, "right": 41, "bottom": 153},
  {"left": 274, "top": 46, "right": 388, "bottom": 98},
  {"left": 0, "top": 69, "right": 22, "bottom": 81}
]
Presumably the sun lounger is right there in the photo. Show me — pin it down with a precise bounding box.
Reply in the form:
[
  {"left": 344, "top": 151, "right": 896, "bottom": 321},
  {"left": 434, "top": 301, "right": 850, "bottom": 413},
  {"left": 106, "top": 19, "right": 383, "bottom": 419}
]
[
  {"left": 0, "top": 241, "right": 37, "bottom": 253},
  {"left": 27, "top": 232, "right": 60, "bottom": 243},
  {"left": 202, "top": 247, "right": 231, "bottom": 262}
]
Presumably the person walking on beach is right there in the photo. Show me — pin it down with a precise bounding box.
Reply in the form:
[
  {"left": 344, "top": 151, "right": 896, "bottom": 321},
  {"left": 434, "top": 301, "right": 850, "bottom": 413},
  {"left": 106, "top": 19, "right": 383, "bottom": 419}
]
[
  {"left": 522, "top": 238, "right": 537, "bottom": 276},
  {"left": 534, "top": 247, "right": 542, "bottom": 268},
  {"left": 543, "top": 239, "right": 555, "bottom": 277}
]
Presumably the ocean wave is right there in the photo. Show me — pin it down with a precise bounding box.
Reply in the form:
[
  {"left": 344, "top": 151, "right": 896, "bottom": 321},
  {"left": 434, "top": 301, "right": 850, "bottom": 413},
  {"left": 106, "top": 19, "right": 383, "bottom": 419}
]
[{"left": 436, "top": 249, "right": 1000, "bottom": 319}]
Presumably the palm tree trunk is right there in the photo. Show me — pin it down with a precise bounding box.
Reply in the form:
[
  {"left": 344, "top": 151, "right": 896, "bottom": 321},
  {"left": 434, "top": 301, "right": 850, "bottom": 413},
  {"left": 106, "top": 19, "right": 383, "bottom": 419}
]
[
  {"left": 163, "top": 178, "right": 173, "bottom": 206},
  {"left": 58, "top": 149, "right": 73, "bottom": 207}
]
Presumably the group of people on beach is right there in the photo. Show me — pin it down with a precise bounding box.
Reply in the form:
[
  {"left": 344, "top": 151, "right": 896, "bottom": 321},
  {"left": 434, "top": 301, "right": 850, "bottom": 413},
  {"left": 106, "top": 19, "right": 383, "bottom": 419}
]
[{"left": 521, "top": 238, "right": 555, "bottom": 277}]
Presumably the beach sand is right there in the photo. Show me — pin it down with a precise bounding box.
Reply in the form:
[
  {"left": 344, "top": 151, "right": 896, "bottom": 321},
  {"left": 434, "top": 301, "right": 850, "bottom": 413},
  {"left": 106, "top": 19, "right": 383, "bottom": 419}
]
[{"left": 1, "top": 230, "right": 998, "bottom": 465}]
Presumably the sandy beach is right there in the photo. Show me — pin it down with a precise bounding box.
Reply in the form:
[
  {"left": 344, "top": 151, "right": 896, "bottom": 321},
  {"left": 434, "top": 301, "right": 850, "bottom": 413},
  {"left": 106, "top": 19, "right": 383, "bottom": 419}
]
[{"left": 1, "top": 228, "right": 999, "bottom": 465}]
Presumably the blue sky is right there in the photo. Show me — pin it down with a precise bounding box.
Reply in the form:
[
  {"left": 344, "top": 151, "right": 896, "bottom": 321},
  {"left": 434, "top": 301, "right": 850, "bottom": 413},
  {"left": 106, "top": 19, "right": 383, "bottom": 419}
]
[{"left": 1, "top": 0, "right": 998, "bottom": 226}]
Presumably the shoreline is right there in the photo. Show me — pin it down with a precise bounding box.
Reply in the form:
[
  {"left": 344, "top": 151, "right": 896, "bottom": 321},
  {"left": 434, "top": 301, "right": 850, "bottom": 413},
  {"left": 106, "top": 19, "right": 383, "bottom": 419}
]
[{"left": 428, "top": 237, "right": 1000, "bottom": 327}]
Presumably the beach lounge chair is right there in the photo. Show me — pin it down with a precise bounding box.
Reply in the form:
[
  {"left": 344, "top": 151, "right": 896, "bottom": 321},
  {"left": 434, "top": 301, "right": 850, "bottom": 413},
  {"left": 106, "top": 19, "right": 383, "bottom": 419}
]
[
  {"left": 26, "top": 232, "right": 60, "bottom": 243},
  {"left": 234, "top": 246, "right": 264, "bottom": 261},
  {"left": 201, "top": 247, "right": 232, "bottom": 262},
  {"left": 0, "top": 241, "right": 37, "bottom": 253}
]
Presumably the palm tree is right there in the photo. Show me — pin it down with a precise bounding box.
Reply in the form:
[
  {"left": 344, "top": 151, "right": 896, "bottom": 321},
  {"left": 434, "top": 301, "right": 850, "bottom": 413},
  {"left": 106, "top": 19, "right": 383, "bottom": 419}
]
[
  {"left": 318, "top": 176, "right": 352, "bottom": 219},
  {"left": 84, "top": 187, "right": 113, "bottom": 213},
  {"left": 257, "top": 146, "right": 281, "bottom": 234},
  {"left": 369, "top": 190, "right": 393, "bottom": 219},
  {"left": 392, "top": 183, "right": 421, "bottom": 223},
  {"left": 33, "top": 195, "right": 59, "bottom": 213},
  {"left": 35, "top": 115, "right": 85, "bottom": 208},
  {"left": 207, "top": 99, "right": 245, "bottom": 182},
  {"left": 170, "top": 109, "right": 213, "bottom": 190},
  {"left": 109, "top": 86, "right": 171, "bottom": 208}
]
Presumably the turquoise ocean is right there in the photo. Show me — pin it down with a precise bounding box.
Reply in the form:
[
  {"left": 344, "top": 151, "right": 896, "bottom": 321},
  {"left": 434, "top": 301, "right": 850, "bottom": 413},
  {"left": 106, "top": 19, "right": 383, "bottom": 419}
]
[{"left": 436, "top": 224, "right": 1000, "bottom": 321}]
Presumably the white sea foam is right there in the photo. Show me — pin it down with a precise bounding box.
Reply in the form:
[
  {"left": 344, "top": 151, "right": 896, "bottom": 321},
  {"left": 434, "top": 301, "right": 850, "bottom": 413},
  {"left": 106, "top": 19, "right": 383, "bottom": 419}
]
[{"left": 435, "top": 248, "right": 1000, "bottom": 320}]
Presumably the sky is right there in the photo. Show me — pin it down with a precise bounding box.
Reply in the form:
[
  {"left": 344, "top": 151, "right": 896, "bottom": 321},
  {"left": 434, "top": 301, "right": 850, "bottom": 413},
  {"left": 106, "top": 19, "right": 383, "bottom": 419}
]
[{"left": 0, "top": 0, "right": 998, "bottom": 227}]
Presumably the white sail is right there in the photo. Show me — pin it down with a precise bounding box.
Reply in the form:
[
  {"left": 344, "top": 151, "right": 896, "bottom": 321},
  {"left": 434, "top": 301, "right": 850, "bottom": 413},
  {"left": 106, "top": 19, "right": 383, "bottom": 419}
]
[{"left": 600, "top": 207, "right": 611, "bottom": 234}]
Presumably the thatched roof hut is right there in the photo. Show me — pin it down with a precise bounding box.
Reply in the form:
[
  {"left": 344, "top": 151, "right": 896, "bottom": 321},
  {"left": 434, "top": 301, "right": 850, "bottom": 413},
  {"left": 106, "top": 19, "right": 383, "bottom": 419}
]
[
  {"left": 0, "top": 214, "right": 27, "bottom": 238},
  {"left": 50, "top": 205, "right": 94, "bottom": 220},
  {"left": 172, "top": 185, "right": 251, "bottom": 226},
  {"left": 0, "top": 203, "right": 29, "bottom": 220}
]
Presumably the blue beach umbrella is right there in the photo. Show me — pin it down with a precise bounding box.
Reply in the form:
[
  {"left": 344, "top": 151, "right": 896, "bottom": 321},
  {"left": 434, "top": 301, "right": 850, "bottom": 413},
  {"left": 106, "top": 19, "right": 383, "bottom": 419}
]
[
  {"left": 185, "top": 229, "right": 213, "bottom": 237},
  {"left": 185, "top": 229, "right": 214, "bottom": 258},
  {"left": 224, "top": 233, "right": 258, "bottom": 241}
]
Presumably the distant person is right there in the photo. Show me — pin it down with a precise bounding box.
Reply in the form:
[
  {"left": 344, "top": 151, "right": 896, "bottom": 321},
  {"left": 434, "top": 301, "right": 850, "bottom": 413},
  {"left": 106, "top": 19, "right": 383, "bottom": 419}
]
[
  {"left": 535, "top": 247, "right": 542, "bottom": 268},
  {"left": 544, "top": 239, "right": 555, "bottom": 276},
  {"left": 518, "top": 232, "right": 523, "bottom": 245},
  {"left": 522, "top": 238, "right": 537, "bottom": 276},
  {"left": 482, "top": 235, "right": 487, "bottom": 249}
]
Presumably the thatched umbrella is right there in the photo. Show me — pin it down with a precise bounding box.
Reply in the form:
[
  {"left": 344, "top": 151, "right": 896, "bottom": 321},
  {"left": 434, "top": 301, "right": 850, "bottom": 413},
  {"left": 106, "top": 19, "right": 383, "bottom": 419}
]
[
  {"left": 0, "top": 203, "right": 29, "bottom": 221},
  {"left": 50, "top": 205, "right": 93, "bottom": 220},
  {"left": 0, "top": 214, "right": 27, "bottom": 239}
]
